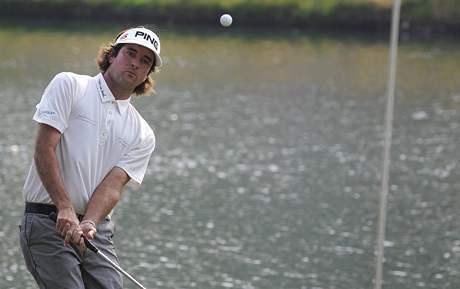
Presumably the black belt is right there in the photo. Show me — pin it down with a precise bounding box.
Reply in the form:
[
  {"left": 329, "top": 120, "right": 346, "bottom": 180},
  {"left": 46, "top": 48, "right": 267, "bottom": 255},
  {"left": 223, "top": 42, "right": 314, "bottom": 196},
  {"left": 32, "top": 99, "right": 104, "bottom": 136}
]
[{"left": 25, "top": 202, "right": 84, "bottom": 221}]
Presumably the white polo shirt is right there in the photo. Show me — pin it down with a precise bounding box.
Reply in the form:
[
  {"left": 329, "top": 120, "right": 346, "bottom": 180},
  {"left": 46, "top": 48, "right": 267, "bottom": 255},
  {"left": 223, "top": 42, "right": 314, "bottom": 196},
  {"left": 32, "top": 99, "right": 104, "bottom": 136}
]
[{"left": 23, "top": 72, "right": 155, "bottom": 214}]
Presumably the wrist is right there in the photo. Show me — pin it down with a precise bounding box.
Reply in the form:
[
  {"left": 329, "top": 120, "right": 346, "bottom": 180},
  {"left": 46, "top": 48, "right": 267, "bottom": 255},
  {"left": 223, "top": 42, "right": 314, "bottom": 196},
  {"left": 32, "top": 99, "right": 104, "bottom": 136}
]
[
  {"left": 56, "top": 202, "right": 74, "bottom": 212},
  {"left": 81, "top": 219, "right": 97, "bottom": 227}
]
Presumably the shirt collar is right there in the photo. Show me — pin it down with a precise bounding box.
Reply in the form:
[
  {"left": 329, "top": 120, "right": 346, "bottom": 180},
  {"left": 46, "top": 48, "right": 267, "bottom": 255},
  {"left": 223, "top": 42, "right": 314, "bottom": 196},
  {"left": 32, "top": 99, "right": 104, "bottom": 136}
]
[{"left": 96, "top": 73, "right": 131, "bottom": 115}]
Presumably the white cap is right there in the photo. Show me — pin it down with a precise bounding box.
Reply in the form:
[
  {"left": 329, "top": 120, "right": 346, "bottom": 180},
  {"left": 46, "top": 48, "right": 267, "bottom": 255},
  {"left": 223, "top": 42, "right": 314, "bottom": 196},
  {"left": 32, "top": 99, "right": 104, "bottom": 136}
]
[{"left": 115, "top": 27, "right": 162, "bottom": 68}]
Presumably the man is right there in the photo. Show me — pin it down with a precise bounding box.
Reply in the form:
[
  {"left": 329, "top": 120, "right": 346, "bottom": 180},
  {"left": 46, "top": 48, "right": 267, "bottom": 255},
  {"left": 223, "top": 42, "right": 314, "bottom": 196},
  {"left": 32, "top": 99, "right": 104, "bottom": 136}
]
[{"left": 19, "top": 26, "right": 162, "bottom": 289}]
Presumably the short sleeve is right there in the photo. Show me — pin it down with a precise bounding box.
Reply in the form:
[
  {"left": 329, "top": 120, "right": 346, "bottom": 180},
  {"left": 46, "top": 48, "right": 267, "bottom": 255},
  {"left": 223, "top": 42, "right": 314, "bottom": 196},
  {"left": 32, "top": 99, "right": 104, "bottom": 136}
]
[
  {"left": 33, "top": 72, "right": 77, "bottom": 133},
  {"left": 116, "top": 132, "right": 155, "bottom": 187}
]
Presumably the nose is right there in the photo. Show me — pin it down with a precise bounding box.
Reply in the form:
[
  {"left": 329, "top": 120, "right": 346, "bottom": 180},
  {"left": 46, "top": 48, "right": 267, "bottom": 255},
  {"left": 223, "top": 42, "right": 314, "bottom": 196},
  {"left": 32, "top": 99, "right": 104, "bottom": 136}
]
[{"left": 130, "top": 58, "right": 140, "bottom": 70}]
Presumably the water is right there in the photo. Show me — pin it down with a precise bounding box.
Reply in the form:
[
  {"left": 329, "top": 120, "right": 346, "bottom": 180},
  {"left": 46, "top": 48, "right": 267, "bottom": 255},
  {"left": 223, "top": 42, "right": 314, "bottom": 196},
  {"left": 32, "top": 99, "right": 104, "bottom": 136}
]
[{"left": 1, "top": 23, "right": 460, "bottom": 289}]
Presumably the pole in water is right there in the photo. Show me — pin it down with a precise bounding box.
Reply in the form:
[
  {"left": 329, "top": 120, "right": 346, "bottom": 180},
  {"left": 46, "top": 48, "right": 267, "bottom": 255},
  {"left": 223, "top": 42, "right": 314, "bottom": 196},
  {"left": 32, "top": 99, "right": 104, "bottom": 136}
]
[{"left": 374, "top": 1, "right": 401, "bottom": 289}]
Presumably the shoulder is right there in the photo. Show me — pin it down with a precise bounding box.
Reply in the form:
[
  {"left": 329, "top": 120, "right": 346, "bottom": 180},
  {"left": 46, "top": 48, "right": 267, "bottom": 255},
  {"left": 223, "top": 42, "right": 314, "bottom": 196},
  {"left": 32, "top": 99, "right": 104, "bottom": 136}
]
[
  {"left": 48, "top": 72, "right": 92, "bottom": 95},
  {"left": 51, "top": 72, "right": 91, "bottom": 85}
]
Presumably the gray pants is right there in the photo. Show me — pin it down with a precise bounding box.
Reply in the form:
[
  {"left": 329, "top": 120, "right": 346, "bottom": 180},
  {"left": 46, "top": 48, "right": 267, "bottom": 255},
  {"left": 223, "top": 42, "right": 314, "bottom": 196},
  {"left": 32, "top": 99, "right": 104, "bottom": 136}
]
[{"left": 19, "top": 213, "right": 123, "bottom": 289}]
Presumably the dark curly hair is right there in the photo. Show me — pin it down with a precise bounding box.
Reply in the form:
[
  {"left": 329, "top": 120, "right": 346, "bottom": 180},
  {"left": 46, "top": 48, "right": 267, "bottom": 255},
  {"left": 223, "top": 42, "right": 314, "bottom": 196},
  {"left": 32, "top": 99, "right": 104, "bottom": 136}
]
[{"left": 95, "top": 29, "right": 159, "bottom": 96}]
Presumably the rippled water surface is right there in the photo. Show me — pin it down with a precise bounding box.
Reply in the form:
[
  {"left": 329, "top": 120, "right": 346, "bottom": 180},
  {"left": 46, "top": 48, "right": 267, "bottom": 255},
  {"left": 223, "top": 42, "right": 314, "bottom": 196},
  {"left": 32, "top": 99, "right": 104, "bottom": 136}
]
[{"left": 1, "top": 23, "right": 460, "bottom": 289}]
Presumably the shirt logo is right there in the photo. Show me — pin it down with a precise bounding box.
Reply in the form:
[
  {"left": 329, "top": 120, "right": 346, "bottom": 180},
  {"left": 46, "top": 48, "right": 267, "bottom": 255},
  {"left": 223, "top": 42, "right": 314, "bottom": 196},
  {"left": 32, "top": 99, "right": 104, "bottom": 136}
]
[{"left": 40, "top": 110, "right": 56, "bottom": 116}]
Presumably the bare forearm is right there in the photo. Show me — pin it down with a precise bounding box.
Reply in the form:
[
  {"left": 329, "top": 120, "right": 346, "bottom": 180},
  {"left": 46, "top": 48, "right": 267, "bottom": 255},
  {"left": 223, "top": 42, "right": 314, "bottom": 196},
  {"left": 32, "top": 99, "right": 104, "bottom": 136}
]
[
  {"left": 34, "top": 146, "right": 72, "bottom": 210},
  {"left": 84, "top": 186, "right": 121, "bottom": 224},
  {"left": 33, "top": 124, "right": 83, "bottom": 247},
  {"left": 84, "top": 167, "right": 129, "bottom": 224}
]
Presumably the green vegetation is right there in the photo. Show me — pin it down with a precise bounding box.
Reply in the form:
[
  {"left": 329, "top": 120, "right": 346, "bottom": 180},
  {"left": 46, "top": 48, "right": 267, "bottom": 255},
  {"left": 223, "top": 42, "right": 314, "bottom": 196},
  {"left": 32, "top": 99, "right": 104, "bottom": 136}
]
[{"left": 1, "top": 0, "right": 460, "bottom": 33}]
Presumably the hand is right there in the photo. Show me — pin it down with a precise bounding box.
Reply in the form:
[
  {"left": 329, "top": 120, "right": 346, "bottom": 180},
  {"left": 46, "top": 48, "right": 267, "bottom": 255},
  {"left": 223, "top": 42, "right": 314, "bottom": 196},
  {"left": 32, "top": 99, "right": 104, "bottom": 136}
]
[
  {"left": 80, "top": 219, "right": 97, "bottom": 240},
  {"left": 56, "top": 207, "right": 83, "bottom": 247}
]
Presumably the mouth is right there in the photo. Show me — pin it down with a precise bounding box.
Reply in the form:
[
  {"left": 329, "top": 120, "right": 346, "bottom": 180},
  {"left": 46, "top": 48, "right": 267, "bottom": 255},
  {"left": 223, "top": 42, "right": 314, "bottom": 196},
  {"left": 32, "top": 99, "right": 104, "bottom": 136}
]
[{"left": 125, "top": 71, "right": 136, "bottom": 78}]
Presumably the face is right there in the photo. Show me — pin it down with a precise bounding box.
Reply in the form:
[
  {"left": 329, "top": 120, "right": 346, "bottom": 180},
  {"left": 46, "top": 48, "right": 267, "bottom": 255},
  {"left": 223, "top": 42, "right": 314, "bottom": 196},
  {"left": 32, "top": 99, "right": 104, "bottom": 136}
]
[{"left": 106, "top": 43, "right": 155, "bottom": 92}]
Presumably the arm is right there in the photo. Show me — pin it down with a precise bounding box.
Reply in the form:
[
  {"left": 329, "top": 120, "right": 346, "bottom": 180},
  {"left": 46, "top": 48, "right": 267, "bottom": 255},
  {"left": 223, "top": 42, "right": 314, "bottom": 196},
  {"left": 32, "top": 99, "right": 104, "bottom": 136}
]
[
  {"left": 81, "top": 166, "right": 130, "bottom": 239},
  {"left": 34, "top": 123, "right": 82, "bottom": 245}
]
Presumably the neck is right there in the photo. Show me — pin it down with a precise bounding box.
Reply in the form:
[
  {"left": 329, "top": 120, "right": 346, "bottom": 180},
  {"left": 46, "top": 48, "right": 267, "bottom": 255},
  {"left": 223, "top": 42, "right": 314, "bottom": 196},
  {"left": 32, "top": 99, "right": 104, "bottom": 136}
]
[{"left": 102, "top": 72, "right": 132, "bottom": 100}]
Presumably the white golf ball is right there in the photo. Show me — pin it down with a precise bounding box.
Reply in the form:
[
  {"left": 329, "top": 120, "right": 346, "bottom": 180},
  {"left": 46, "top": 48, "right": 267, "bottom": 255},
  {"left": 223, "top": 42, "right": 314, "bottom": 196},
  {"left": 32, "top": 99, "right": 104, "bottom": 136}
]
[{"left": 220, "top": 14, "right": 233, "bottom": 27}]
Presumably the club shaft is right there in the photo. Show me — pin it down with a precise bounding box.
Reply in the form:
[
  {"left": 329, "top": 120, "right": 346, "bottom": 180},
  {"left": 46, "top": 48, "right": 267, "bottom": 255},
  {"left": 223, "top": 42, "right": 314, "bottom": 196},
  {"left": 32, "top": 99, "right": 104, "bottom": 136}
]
[{"left": 96, "top": 251, "right": 147, "bottom": 289}]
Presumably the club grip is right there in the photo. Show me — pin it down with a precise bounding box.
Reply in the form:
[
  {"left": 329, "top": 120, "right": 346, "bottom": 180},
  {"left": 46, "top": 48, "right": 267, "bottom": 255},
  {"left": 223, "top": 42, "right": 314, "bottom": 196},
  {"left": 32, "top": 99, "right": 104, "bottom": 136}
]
[
  {"left": 83, "top": 238, "right": 99, "bottom": 253},
  {"left": 48, "top": 212, "right": 99, "bottom": 253}
]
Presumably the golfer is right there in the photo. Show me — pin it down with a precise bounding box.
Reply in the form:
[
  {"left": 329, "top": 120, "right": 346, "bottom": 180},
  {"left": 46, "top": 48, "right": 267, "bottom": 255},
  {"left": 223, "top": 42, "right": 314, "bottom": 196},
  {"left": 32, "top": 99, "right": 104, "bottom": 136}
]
[{"left": 19, "top": 26, "right": 161, "bottom": 289}]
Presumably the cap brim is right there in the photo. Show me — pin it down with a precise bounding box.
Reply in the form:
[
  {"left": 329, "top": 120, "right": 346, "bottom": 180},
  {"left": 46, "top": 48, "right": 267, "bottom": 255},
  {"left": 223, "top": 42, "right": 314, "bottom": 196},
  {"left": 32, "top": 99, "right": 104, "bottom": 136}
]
[{"left": 153, "top": 53, "right": 163, "bottom": 68}]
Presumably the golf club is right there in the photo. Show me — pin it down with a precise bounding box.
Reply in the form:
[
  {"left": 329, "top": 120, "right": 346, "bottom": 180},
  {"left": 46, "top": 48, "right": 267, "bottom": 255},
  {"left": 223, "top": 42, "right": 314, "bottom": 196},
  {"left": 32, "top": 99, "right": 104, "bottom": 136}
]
[{"left": 49, "top": 212, "right": 148, "bottom": 289}]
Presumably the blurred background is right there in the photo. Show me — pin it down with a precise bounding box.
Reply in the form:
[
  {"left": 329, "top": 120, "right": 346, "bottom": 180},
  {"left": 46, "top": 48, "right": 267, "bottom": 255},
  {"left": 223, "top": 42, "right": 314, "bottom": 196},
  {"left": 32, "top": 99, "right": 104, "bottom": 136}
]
[{"left": 1, "top": 1, "right": 460, "bottom": 289}]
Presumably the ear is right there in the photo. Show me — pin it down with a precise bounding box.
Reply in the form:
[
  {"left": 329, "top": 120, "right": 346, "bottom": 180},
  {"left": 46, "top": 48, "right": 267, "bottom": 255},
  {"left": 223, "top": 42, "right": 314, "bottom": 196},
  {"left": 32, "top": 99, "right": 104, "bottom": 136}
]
[{"left": 108, "top": 48, "right": 118, "bottom": 64}]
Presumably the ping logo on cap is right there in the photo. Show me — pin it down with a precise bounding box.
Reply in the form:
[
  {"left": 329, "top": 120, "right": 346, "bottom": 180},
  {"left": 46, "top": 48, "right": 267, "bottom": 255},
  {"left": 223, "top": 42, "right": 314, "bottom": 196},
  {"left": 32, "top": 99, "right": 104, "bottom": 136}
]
[{"left": 134, "top": 31, "right": 159, "bottom": 50}]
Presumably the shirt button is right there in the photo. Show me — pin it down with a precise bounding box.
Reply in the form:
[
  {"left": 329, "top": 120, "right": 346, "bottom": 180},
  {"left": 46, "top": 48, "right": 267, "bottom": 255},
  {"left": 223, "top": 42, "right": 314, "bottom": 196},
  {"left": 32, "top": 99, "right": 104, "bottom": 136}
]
[{"left": 108, "top": 111, "right": 112, "bottom": 115}]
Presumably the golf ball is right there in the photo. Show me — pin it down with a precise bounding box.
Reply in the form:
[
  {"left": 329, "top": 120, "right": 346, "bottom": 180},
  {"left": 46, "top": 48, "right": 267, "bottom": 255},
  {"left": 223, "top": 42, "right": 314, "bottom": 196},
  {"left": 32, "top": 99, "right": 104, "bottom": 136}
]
[{"left": 220, "top": 14, "right": 233, "bottom": 27}]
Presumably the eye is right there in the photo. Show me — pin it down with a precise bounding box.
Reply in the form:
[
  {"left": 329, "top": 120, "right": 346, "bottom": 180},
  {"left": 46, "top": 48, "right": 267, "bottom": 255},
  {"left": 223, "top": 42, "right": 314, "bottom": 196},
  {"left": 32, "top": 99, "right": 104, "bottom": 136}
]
[{"left": 141, "top": 57, "right": 152, "bottom": 66}]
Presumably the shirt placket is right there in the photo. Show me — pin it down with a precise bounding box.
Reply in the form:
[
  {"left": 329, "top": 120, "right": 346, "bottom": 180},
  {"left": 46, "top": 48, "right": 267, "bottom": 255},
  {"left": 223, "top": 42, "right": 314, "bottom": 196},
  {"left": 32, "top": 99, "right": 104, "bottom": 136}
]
[{"left": 100, "top": 101, "right": 115, "bottom": 146}]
